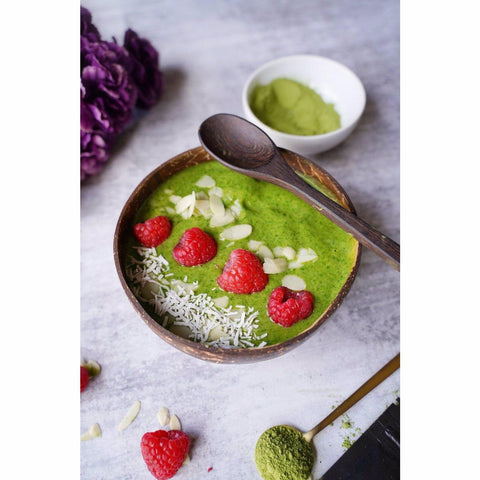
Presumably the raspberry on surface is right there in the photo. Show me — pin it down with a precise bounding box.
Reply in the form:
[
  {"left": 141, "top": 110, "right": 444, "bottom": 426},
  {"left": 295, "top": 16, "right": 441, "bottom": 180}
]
[
  {"left": 134, "top": 216, "right": 172, "bottom": 248},
  {"left": 172, "top": 227, "right": 217, "bottom": 266},
  {"left": 141, "top": 429, "right": 190, "bottom": 480},
  {"left": 80, "top": 366, "right": 89, "bottom": 393},
  {"left": 217, "top": 249, "right": 268, "bottom": 294},
  {"left": 268, "top": 286, "right": 314, "bottom": 327}
]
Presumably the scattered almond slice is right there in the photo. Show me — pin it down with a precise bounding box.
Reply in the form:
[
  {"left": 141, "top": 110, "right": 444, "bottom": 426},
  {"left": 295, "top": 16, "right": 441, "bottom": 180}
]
[
  {"left": 118, "top": 400, "right": 141, "bottom": 431},
  {"left": 169, "top": 195, "right": 182, "bottom": 205},
  {"left": 175, "top": 193, "right": 195, "bottom": 214},
  {"left": 196, "top": 190, "right": 208, "bottom": 200},
  {"left": 208, "top": 186, "right": 223, "bottom": 198},
  {"left": 282, "top": 274, "right": 306, "bottom": 291},
  {"left": 220, "top": 224, "right": 252, "bottom": 241},
  {"left": 165, "top": 206, "right": 176, "bottom": 215},
  {"left": 195, "top": 199, "right": 211, "bottom": 217},
  {"left": 263, "top": 257, "right": 287, "bottom": 274},
  {"left": 81, "top": 423, "right": 102, "bottom": 441},
  {"left": 170, "top": 414, "right": 182, "bottom": 431},
  {"left": 248, "top": 240, "right": 264, "bottom": 252},
  {"left": 297, "top": 247, "right": 318, "bottom": 263},
  {"left": 196, "top": 175, "right": 216, "bottom": 188},
  {"left": 288, "top": 261, "right": 304, "bottom": 270},
  {"left": 209, "top": 194, "right": 225, "bottom": 217},
  {"left": 283, "top": 247, "right": 297, "bottom": 260},
  {"left": 171, "top": 280, "right": 199, "bottom": 295},
  {"left": 164, "top": 188, "right": 173, "bottom": 195},
  {"left": 273, "top": 246, "right": 284, "bottom": 257},
  {"left": 157, "top": 407, "right": 170, "bottom": 427},
  {"left": 230, "top": 199, "right": 243, "bottom": 217},
  {"left": 208, "top": 325, "right": 228, "bottom": 340},
  {"left": 183, "top": 454, "right": 191, "bottom": 465},
  {"left": 188, "top": 192, "right": 196, "bottom": 217},
  {"left": 210, "top": 210, "right": 235, "bottom": 227},
  {"left": 213, "top": 296, "right": 229, "bottom": 308},
  {"left": 257, "top": 245, "right": 274, "bottom": 260}
]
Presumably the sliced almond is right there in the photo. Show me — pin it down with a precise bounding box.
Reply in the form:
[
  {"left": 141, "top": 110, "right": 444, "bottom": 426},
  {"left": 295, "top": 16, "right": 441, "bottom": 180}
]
[
  {"left": 195, "top": 175, "right": 216, "bottom": 188},
  {"left": 220, "top": 224, "right": 252, "bottom": 241},
  {"left": 257, "top": 245, "right": 274, "bottom": 260},
  {"left": 169, "top": 414, "right": 182, "bottom": 431},
  {"left": 187, "top": 191, "right": 196, "bottom": 218},
  {"left": 230, "top": 199, "right": 243, "bottom": 217},
  {"left": 81, "top": 423, "right": 102, "bottom": 441},
  {"left": 283, "top": 247, "right": 297, "bottom": 260},
  {"left": 297, "top": 247, "right": 318, "bottom": 263},
  {"left": 169, "top": 195, "right": 182, "bottom": 205},
  {"left": 282, "top": 274, "right": 306, "bottom": 291},
  {"left": 210, "top": 210, "right": 235, "bottom": 227},
  {"left": 165, "top": 206, "right": 176, "bottom": 215},
  {"left": 164, "top": 188, "right": 173, "bottom": 195},
  {"left": 248, "top": 240, "right": 264, "bottom": 252},
  {"left": 213, "top": 296, "right": 229, "bottom": 308},
  {"left": 288, "top": 261, "right": 304, "bottom": 270},
  {"left": 171, "top": 280, "right": 198, "bottom": 295},
  {"left": 175, "top": 193, "right": 195, "bottom": 214},
  {"left": 273, "top": 246, "right": 284, "bottom": 257},
  {"left": 118, "top": 400, "right": 141, "bottom": 431},
  {"left": 183, "top": 454, "right": 190, "bottom": 465},
  {"left": 209, "top": 325, "right": 228, "bottom": 340},
  {"left": 209, "top": 194, "right": 225, "bottom": 217},
  {"left": 157, "top": 407, "right": 170, "bottom": 427},
  {"left": 196, "top": 190, "right": 208, "bottom": 200},
  {"left": 195, "top": 199, "right": 211, "bottom": 217},
  {"left": 208, "top": 186, "right": 223, "bottom": 198},
  {"left": 263, "top": 257, "right": 287, "bottom": 274}
]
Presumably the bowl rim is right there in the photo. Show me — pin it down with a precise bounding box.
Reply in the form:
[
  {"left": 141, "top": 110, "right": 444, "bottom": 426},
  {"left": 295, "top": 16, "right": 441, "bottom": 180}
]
[
  {"left": 113, "top": 146, "right": 362, "bottom": 363},
  {"left": 241, "top": 54, "right": 367, "bottom": 141}
]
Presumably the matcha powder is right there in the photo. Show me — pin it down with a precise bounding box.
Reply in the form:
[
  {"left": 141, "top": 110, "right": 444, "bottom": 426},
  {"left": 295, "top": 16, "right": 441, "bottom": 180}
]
[
  {"left": 255, "top": 425, "right": 314, "bottom": 480},
  {"left": 250, "top": 78, "right": 341, "bottom": 136}
]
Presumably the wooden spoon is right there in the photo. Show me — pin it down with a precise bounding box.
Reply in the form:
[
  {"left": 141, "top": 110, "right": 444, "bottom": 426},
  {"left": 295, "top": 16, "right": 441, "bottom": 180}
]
[
  {"left": 254, "top": 353, "right": 400, "bottom": 479},
  {"left": 198, "top": 113, "right": 400, "bottom": 271}
]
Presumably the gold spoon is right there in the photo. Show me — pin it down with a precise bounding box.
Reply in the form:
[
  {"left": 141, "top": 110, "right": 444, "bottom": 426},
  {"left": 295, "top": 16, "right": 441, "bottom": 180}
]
[{"left": 255, "top": 353, "right": 400, "bottom": 480}]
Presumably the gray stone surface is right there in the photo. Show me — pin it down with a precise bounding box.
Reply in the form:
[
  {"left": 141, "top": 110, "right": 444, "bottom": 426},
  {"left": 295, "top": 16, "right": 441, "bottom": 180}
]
[{"left": 81, "top": 1, "right": 399, "bottom": 478}]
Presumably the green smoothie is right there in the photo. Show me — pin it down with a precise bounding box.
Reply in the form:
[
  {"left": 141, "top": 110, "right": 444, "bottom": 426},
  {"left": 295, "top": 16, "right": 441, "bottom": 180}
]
[{"left": 126, "top": 161, "right": 357, "bottom": 347}]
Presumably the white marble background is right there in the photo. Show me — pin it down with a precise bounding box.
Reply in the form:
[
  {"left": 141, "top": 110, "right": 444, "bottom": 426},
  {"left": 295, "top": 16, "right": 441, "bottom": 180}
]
[{"left": 81, "top": 1, "right": 400, "bottom": 478}]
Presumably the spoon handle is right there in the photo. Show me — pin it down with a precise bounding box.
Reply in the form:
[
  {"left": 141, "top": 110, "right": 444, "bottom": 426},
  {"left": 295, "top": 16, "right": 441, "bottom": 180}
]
[
  {"left": 303, "top": 353, "right": 400, "bottom": 443},
  {"left": 277, "top": 164, "right": 400, "bottom": 271}
]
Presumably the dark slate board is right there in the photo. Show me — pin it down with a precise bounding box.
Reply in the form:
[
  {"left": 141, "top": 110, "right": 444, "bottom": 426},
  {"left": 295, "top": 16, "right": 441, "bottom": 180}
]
[{"left": 321, "top": 399, "right": 400, "bottom": 480}]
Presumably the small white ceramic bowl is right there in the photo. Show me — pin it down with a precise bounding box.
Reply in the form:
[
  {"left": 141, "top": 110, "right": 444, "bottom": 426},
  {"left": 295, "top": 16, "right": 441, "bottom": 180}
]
[{"left": 242, "top": 55, "right": 366, "bottom": 155}]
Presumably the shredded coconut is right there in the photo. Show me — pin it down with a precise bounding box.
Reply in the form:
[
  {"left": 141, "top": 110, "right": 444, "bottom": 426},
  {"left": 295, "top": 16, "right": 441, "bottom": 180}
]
[{"left": 126, "top": 247, "right": 267, "bottom": 348}]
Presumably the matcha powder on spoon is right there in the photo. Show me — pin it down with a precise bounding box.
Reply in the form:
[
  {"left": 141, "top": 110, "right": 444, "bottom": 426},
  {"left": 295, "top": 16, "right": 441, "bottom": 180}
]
[
  {"left": 255, "top": 425, "right": 314, "bottom": 480},
  {"left": 250, "top": 78, "right": 341, "bottom": 136}
]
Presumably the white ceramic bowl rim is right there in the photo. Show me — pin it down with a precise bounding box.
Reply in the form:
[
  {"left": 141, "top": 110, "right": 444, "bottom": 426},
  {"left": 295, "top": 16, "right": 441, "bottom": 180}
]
[{"left": 242, "top": 54, "right": 366, "bottom": 141}]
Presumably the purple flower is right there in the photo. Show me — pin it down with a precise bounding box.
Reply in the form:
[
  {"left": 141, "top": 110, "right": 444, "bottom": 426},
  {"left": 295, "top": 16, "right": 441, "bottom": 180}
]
[
  {"left": 124, "top": 29, "right": 164, "bottom": 109},
  {"left": 81, "top": 7, "right": 101, "bottom": 43},
  {"left": 81, "top": 39, "right": 137, "bottom": 135},
  {"left": 81, "top": 129, "right": 114, "bottom": 181}
]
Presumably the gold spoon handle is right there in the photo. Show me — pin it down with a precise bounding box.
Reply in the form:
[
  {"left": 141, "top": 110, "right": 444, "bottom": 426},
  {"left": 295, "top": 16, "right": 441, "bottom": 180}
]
[{"left": 303, "top": 353, "right": 400, "bottom": 443}]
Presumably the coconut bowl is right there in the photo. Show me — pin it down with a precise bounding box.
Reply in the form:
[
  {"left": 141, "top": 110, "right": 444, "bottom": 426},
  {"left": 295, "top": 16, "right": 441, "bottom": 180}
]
[{"left": 113, "top": 146, "right": 361, "bottom": 363}]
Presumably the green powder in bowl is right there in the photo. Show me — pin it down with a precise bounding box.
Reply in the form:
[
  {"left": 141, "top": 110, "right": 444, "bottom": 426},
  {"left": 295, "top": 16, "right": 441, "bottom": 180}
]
[
  {"left": 255, "top": 425, "right": 314, "bottom": 480},
  {"left": 249, "top": 78, "right": 341, "bottom": 136}
]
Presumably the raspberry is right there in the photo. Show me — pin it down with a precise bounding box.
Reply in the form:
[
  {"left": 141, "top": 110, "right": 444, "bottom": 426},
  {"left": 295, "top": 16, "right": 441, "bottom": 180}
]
[
  {"left": 172, "top": 227, "right": 217, "bottom": 266},
  {"left": 141, "top": 429, "right": 190, "bottom": 480},
  {"left": 134, "top": 216, "right": 171, "bottom": 248},
  {"left": 80, "top": 366, "right": 89, "bottom": 392},
  {"left": 268, "top": 287, "right": 314, "bottom": 327},
  {"left": 217, "top": 249, "right": 268, "bottom": 294}
]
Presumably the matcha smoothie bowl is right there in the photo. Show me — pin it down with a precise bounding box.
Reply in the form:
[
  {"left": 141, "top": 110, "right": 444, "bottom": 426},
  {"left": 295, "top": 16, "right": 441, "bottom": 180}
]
[{"left": 114, "top": 146, "right": 361, "bottom": 363}]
